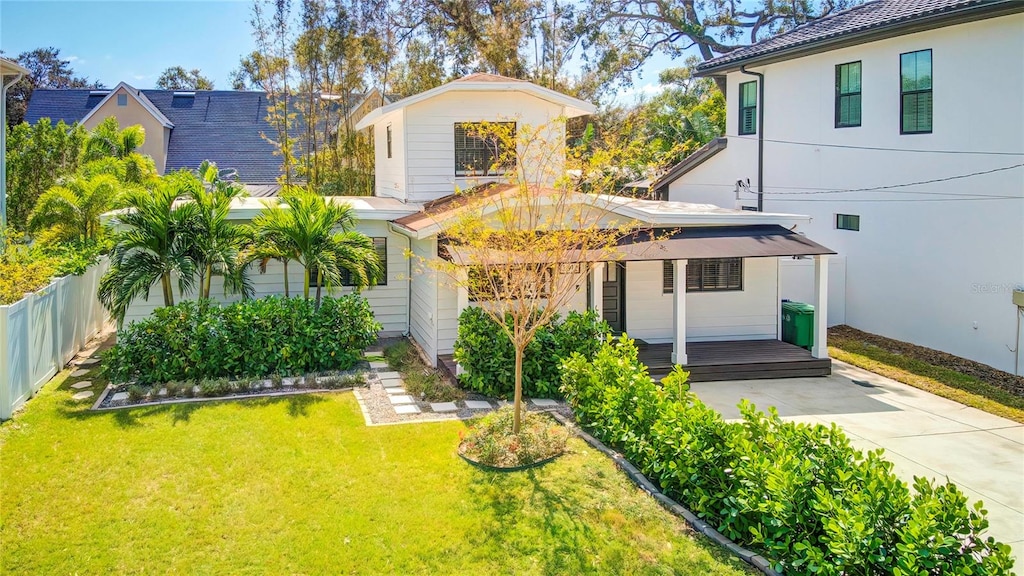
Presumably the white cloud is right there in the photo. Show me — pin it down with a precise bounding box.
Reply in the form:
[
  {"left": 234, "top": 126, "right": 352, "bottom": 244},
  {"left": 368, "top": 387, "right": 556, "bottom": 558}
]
[
  {"left": 132, "top": 74, "right": 149, "bottom": 81},
  {"left": 613, "top": 82, "right": 666, "bottom": 105},
  {"left": 67, "top": 55, "right": 79, "bottom": 62}
]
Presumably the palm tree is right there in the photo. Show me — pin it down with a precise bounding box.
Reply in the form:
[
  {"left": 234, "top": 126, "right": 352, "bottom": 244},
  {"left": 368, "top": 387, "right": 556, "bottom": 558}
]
[
  {"left": 98, "top": 173, "right": 199, "bottom": 324},
  {"left": 81, "top": 117, "right": 157, "bottom": 184},
  {"left": 27, "top": 172, "right": 122, "bottom": 243},
  {"left": 188, "top": 161, "right": 251, "bottom": 299},
  {"left": 239, "top": 228, "right": 296, "bottom": 298},
  {"left": 250, "top": 187, "right": 382, "bottom": 304}
]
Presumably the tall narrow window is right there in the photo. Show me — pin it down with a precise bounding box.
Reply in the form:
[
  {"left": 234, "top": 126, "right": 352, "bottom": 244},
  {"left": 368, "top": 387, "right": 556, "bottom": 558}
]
[
  {"left": 738, "top": 81, "right": 758, "bottom": 135},
  {"left": 116, "top": 94, "right": 128, "bottom": 107},
  {"left": 900, "top": 49, "right": 932, "bottom": 134},
  {"left": 386, "top": 125, "right": 392, "bottom": 159},
  {"left": 835, "top": 61, "right": 862, "bottom": 128}
]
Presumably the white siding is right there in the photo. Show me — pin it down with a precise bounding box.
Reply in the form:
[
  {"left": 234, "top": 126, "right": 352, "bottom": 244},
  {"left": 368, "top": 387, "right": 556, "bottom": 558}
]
[
  {"left": 780, "top": 257, "right": 847, "bottom": 327},
  {"left": 373, "top": 110, "right": 407, "bottom": 200},
  {"left": 122, "top": 221, "right": 410, "bottom": 336},
  {"left": 408, "top": 236, "right": 438, "bottom": 365},
  {"left": 670, "top": 13, "right": 1024, "bottom": 373},
  {"left": 624, "top": 258, "right": 779, "bottom": 342},
  {"left": 403, "top": 91, "right": 567, "bottom": 203}
]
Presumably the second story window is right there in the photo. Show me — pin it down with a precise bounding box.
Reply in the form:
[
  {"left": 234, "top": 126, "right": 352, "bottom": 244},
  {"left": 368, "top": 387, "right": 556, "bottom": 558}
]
[
  {"left": 835, "top": 61, "right": 862, "bottom": 128},
  {"left": 454, "top": 122, "right": 515, "bottom": 176},
  {"left": 900, "top": 49, "right": 932, "bottom": 134},
  {"left": 386, "top": 125, "right": 393, "bottom": 159},
  {"left": 738, "top": 81, "right": 757, "bottom": 135},
  {"left": 117, "top": 94, "right": 128, "bottom": 107}
]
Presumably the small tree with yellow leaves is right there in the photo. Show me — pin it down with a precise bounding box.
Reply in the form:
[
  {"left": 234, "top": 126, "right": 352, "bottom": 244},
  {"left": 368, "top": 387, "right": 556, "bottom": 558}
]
[{"left": 429, "top": 120, "right": 642, "bottom": 434}]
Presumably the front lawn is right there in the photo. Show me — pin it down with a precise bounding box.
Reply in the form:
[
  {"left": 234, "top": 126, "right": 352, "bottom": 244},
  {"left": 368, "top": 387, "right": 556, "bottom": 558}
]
[{"left": 0, "top": 370, "right": 748, "bottom": 575}]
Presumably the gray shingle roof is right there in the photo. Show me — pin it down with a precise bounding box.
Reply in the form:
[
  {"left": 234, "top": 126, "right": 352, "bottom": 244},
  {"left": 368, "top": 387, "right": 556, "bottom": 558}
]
[
  {"left": 697, "top": 0, "right": 1022, "bottom": 73},
  {"left": 25, "top": 89, "right": 360, "bottom": 185}
]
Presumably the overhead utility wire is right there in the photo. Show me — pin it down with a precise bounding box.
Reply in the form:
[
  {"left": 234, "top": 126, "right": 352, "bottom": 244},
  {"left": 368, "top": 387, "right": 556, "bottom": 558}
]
[
  {"left": 760, "top": 163, "right": 1024, "bottom": 195},
  {"left": 723, "top": 133, "right": 1024, "bottom": 156}
]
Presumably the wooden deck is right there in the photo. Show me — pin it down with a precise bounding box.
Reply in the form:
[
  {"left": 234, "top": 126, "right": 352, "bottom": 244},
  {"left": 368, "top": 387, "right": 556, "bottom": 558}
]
[
  {"left": 439, "top": 339, "right": 830, "bottom": 384},
  {"left": 639, "top": 339, "right": 831, "bottom": 382}
]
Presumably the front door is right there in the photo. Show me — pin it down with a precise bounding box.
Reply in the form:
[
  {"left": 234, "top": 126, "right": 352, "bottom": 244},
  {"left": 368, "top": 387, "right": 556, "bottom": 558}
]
[{"left": 603, "top": 262, "right": 626, "bottom": 333}]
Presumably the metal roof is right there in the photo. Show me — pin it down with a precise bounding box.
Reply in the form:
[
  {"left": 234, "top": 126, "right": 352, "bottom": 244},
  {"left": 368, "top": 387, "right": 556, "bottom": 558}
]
[{"left": 697, "top": 0, "right": 1023, "bottom": 74}]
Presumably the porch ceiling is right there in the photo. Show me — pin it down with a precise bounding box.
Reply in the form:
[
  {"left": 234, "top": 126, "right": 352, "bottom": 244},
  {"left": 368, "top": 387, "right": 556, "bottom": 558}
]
[{"left": 442, "top": 224, "right": 835, "bottom": 266}]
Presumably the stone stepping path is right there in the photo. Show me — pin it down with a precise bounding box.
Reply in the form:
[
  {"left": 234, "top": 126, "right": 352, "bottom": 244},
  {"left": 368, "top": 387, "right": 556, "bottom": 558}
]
[
  {"left": 72, "top": 390, "right": 94, "bottom": 401},
  {"left": 385, "top": 386, "right": 408, "bottom": 395},
  {"left": 464, "top": 400, "right": 492, "bottom": 410},
  {"left": 71, "top": 381, "right": 92, "bottom": 390},
  {"left": 76, "top": 358, "right": 99, "bottom": 366},
  {"left": 111, "top": 392, "right": 129, "bottom": 402},
  {"left": 70, "top": 369, "right": 90, "bottom": 378},
  {"left": 376, "top": 371, "right": 401, "bottom": 380},
  {"left": 430, "top": 402, "right": 458, "bottom": 413},
  {"left": 394, "top": 404, "right": 421, "bottom": 415},
  {"left": 363, "top": 350, "right": 382, "bottom": 358},
  {"left": 369, "top": 361, "right": 389, "bottom": 370},
  {"left": 388, "top": 394, "right": 416, "bottom": 405},
  {"left": 531, "top": 398, "right": 558, "bottom": 407}
]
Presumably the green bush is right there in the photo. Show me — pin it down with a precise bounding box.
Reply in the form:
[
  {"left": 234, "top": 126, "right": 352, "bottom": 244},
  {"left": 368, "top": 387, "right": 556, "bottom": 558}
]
[
  {"left": 453, "top": 307, "right": 608, "bottom": 399},
  {"left": 104, "top": 295, "right": 381, "bottom": 385},
  {"left": 560, "top": 336, "right": 1015, "bottom": 575}
]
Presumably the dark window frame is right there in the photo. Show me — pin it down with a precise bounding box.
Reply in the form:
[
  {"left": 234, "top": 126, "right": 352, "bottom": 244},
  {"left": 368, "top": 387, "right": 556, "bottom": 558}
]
[
  {"left": 386, "top": 124, "right": 393, "bottom": 159},
  {"left": 454, "top": 122, "right": 516, "bottom": 176},
  {"left": 836, "top": 214, "right": 860, "bottom": 231},
  {"left": 663, "top": 258, "right": 744, "bottom": 293},
  {"left": 835, "top": 61, "right": 862, "bottom": 128},
  {"left": 900, "top": 49, "right": 933, "bottom": 135},
  {"left": 738, "top": 81, "right": 758, "bottom": 136}
]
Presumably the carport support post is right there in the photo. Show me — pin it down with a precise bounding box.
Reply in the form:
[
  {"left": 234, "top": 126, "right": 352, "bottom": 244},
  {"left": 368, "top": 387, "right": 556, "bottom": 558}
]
[
  {"left": 812, "top": 254, "right": 829, "bottom": 359},
  {"left": 455, "top": 267, "right": 469, "bottom": 375},
  {"left": 671, "top": 259, "right": 688, "bottom": 365},
  {"left": 590, "top": 262, "right": 604, "bottom": 317}
]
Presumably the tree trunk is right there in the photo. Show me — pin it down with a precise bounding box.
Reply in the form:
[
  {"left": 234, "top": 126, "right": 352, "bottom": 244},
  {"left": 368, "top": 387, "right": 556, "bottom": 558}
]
[
  {"left": 283, "top": 260, "right": 290, "bottom": 298},
  {"left": 203, "top": 264, "right": 212, "bottom": 299},
  {"left": 513, "top": 344, "right": 524, "bottom": 434},
  {"left": 161, "top": 272, "right": 174, "bottom": 307},
  {"left": 304, "top": 266, "right": 311, "bottom": 300}
]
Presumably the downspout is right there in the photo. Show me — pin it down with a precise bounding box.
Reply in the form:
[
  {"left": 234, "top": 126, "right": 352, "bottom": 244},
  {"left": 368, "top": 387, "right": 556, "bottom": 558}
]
[
  {"left": 740, "top": 66, "right": 764, "bottom": 212},
  {"left": 388, "top": 221, "right": 413, "bottom": 337},
  {"left": 1, "top": 70, "right": 25, "bottom": 251}
]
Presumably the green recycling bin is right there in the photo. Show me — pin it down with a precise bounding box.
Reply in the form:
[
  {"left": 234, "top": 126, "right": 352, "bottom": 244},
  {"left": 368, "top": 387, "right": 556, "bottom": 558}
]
[{"left": 781, "top": 301, "right": 815, "bottom": 350}]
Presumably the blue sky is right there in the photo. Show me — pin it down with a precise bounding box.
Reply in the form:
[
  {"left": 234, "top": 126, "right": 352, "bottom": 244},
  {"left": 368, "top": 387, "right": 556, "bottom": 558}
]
[
  {"left": 0, "top": 0, "right": 670, "bottom": 101},
  {"left": 1, "top": 0, "right": 257, "bottom": 89}
]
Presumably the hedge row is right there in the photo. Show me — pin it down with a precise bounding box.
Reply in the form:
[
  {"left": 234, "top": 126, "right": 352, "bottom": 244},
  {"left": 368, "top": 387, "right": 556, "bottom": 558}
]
[
  {"left": 104, "top": 296, "right": 381, "bottom": 384},
  {"left": 560, "top": 336, "right": 1014, "bottom": 575},
  {"left": 453, "top": 307, "right": 608, "bottom": 399}
]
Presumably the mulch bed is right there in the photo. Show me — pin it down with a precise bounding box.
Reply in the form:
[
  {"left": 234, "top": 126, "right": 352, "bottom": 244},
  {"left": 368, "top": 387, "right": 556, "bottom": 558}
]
[{"left": 829, "top": 325, "right": 1024, "bottom": 397}]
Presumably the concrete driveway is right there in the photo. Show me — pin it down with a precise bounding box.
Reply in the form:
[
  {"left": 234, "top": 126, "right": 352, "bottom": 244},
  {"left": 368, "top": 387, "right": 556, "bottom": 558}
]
[{"left": 690, "top": 359, "right": 1024, "bottom": 563}]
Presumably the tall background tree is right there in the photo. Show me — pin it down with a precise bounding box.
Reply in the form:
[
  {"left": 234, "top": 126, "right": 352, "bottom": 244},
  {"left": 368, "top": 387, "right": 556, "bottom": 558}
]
[
  {"left": 155, "top": 66, "right": 214, "bottom": 90},
  {"left": 577, "top": 0, "right": 863, "bottom": 93},
  {"left": 2, "top": 47, "right": 98, "bottom": 128}
]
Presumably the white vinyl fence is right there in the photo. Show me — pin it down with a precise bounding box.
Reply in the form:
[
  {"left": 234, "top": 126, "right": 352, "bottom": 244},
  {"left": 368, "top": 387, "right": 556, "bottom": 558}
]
[
  {"left": 779, "top": 256, "right": 847, "bottom": 328},
  {"left": 0, "top": 258, "right": 109, "bottom": 420}
]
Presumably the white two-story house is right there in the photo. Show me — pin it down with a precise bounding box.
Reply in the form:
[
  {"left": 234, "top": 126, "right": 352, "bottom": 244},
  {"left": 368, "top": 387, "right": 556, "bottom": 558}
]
[
  {"left": 656, "top": 0, "right": 1024, "bottom": 375},
  {"left": 122, "top": 74, "right": 838, "bottom": 382}
]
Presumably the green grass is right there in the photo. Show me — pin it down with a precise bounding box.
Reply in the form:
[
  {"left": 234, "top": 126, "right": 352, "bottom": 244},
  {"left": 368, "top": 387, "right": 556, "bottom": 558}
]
[
  {"left": 830, "top": 339, "right": 1024, "bottom": 424},
  {"left": 1, "top": 368, "right": 749, "bottom": 575}
]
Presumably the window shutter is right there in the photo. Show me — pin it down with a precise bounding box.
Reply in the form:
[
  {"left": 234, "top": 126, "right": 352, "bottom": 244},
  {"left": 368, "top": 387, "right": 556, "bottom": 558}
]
[
  {"left": 663, "top": 260, "right": 674, "bottom": 293},
  {"left": 741, "top": 108, "right": 757, "bottom": 135}
]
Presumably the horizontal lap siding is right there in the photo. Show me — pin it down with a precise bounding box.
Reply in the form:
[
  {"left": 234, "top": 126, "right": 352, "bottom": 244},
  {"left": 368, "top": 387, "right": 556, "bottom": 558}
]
[
  {"left": 624, "top": 258, "right": 778, "bottom": 342},
  {"left": 374, "top": 110, "right": 406, "bottom": 200},
  {"left": 409, "top": 237, "right": 438, "bottom": 365},
  {"left": 122, "top": 222, "right": 410, "bottom": 336},
  {"left": 403, "top": 91, "right": 566, "bottom": 203}
]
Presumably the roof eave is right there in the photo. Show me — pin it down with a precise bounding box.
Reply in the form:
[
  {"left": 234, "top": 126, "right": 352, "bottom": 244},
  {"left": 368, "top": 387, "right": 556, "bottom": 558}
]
[{"left": 696, "top": 1, "right": 1024, "bottom": 76}]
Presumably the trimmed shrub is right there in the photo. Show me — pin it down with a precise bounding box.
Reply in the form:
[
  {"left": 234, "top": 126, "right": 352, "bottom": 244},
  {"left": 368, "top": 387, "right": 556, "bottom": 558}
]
[
  {"left": 560, "top": 336, "right": 1015, "bottom": 575},
  {"left": 453, "top": 307, "right": 608, "bottom": 399},
  {"left": 104, "top": 295, "right": 380, "bottom": 384}
]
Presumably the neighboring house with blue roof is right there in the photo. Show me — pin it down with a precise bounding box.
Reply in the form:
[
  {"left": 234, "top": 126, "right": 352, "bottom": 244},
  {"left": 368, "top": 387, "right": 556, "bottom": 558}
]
[{"left": 24, "top": 82, "right": 387, "bottom": 194}]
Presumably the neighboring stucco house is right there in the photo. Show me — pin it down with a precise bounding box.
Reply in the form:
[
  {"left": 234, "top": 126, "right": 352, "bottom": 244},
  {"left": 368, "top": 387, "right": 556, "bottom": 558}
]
[
  {"left": 656, "top": 0, "right": 1024, "bottom": 375},
  {"left": 120, "top": 74, "right": 837, "bottom": 382},
  {"left": 24, "top": 83, "right": 386, "bottom": 195}
]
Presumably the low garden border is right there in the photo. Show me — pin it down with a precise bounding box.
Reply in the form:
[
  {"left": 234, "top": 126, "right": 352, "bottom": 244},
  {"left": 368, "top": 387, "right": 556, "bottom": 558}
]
[
  {"left": 91, "top": 384, "right": 357, "bottom": 411},
  {"left": 457, "top": 451, "right": 563, "bottom": 473},
  {"left": 550, "top": 412, "right": 781, "bottom": 576}
]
